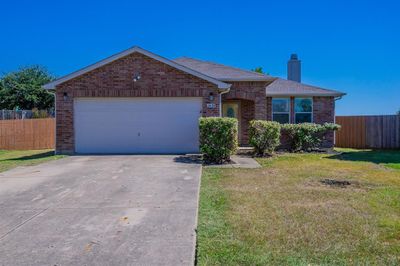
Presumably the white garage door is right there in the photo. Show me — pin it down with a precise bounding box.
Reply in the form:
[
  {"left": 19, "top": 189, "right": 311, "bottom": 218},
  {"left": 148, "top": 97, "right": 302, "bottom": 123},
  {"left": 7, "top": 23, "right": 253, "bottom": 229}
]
[{"left": 74, "top": 97, "right": 202, "bottom": 154}]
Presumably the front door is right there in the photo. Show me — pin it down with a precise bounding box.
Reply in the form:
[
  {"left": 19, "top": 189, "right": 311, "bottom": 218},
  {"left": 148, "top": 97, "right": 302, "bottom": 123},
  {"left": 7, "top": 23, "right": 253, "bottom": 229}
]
[{"left": 222, "top": 102, "right": 241, "bottom": 142}]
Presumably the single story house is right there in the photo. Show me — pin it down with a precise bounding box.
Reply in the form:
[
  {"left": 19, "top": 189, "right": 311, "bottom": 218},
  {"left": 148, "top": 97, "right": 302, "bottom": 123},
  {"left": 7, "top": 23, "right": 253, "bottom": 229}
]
[{"left": 44, "top": 47, "right": 345, "bottom": 154}]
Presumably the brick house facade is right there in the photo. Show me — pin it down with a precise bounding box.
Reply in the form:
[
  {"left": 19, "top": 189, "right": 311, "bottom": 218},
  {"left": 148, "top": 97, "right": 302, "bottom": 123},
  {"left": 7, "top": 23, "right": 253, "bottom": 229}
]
[
  {"left": 44, "top": 46, "right": 344, "bottom": 154},
  {"left": 221, "top": 81, "right": 271, "bottom": 144},
  {"left": 54, "top": 52, "right": 221, "bottom": 154},
  {"left": 267, "top": 96, "right": 336, "bottom": 149}
]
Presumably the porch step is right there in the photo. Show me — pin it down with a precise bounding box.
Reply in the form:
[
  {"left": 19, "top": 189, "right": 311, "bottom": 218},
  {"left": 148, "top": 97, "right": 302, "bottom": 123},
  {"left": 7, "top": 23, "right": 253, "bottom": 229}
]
[{"left": 236, "top": 146, "right": 254, "bottom": 155}]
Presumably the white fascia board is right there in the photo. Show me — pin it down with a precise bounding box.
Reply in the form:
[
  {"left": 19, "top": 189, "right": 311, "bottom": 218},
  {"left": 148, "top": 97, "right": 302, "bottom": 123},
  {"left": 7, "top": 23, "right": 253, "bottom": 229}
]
[
  {"left": 43, "top": 46, "right": 231, "bottom": 90},
  {"left": 266, "top": 92, "right": 346, "bottom": 97},
  {"left": 221, "top": 77, "right": 274, "bottom": 82}
]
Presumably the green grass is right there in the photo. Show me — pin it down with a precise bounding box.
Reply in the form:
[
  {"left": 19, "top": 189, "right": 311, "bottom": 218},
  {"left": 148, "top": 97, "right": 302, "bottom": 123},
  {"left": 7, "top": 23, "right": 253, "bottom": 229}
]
[
  {"left": 0, "top": 149, "right": 65, "bottom": 173},
  {"left": 197, "top": 150, "right": 400, "bottom": 265}
]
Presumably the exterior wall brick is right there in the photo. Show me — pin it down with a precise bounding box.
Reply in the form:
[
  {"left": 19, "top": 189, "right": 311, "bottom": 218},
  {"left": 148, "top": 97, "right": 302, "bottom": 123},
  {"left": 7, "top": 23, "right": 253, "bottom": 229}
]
[
  {"left": 222, "top": 81, "right": 271, "bottom": 145},
  {"left": 266, "top": 96, "right": 335, "bottom": 124},
  {"left": 238, "top": 99, "right": 255, "bottom": 144},
  {"left": 223, "top": 81, "right": 269, "bottom": 120},
  {"left": 267, "top": 96, "right": 336, "bottom": 148},
  {"left": 290, "top": 97, "right": 295, "bottom": 123},
  {"left": 313, "top": 96, "right": 335, "bottom": 148},
  {"left": 55, "top": 52, "right": 220, "bottom": 154},
  {"left": 266, "top": 97, "right": 272, "bottom": 120},
  {"left": 313, "top": 96, "right": 335, "bottom": 124}
]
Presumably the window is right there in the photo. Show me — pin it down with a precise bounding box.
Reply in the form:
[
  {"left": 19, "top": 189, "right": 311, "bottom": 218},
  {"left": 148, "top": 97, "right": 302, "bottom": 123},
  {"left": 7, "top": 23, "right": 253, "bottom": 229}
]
[
  {"left": 295, "top": 98, "right": 313, "bottom": 123},
  {"left": 272, "top": 98, "right": 290, "bottom": 124},
  {"left": 222, "top": 102, "right": 239, "bottom": 119}
]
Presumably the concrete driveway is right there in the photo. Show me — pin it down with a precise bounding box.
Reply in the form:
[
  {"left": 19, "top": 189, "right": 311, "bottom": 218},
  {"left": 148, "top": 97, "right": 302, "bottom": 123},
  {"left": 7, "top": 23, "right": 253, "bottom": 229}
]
[{"left": 0, "top": 155, "right": 202, "bottom": 266}]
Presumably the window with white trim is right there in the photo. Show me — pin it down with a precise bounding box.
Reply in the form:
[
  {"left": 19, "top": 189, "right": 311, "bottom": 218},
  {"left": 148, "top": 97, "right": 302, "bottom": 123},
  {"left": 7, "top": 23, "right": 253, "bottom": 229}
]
[
  {"left": 295, "top": 98, "right": 313, "bottom": 123},
  {"left": 272, "top": 98, "right": 290, "bottom": 124}
]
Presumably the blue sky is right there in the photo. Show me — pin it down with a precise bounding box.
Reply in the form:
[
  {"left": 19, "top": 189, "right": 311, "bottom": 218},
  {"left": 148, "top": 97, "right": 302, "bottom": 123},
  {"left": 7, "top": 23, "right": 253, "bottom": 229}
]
[{"left": 1, "top": 0, "right": 399, "bottom": 115}]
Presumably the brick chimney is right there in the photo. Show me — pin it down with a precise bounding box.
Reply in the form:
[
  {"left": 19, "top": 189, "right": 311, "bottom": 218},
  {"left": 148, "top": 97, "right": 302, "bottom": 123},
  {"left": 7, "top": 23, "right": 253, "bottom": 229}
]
[{"left": 287, "top": 54, "right": 301, "bottom": 82}]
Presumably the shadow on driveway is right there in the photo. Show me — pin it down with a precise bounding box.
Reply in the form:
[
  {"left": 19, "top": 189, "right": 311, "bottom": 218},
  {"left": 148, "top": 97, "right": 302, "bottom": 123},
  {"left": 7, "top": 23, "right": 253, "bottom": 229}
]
[{"left": 173, "top": 155, "right": 203, "bottom": 164}]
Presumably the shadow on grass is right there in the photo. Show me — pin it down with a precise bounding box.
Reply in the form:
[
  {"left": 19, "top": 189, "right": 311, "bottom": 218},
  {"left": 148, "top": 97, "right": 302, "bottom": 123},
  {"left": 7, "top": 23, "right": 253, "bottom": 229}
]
[
  {"left": 328, "top": 149, "right": 400, "bottom": 165},
  {"left": 4, "top": 151, "right": 55, "bottom": 162}
]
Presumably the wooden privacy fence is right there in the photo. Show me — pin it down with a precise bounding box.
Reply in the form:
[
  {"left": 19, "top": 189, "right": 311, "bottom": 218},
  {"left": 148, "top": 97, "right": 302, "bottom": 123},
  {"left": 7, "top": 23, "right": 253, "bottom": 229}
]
[
  {"left": 0, "top": 109, "right": 54, "bottom": 120},
  {"left": 0, "top": 118, "right": 55, "bottom": 150},
  {"left": 335, "top": 115, "right": 400, "bottom": 149}
]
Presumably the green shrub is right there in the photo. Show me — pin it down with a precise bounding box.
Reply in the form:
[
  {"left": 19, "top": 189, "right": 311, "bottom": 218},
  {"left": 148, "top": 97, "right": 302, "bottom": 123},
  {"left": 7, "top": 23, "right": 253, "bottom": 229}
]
[
  {"left": 249, "top": 120, "right": 281, "bottom": 156},
  {"left": 199, "top": 117, "right": 238, "bottom": 163},
  {"left": 32, "top": 109, "right": 49, "bottom": 119},
  {"left": 322, "top": 122, "right": 341, "bottom": 131},
  {"left": 281, "top": 123, "right": 341, "bottom": 152}
]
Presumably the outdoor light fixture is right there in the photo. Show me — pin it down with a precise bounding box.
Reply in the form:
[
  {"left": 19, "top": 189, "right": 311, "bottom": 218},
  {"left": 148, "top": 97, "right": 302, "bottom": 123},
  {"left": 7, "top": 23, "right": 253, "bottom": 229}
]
[
  {"left": 209, "top": 92, "right": 214, "bottom": 101},
  {"left": 63, "top": 92, "right": 68, "bottom": 101},
  {"left": 133, "top": 73, "right": 141, "bottom": 82}
]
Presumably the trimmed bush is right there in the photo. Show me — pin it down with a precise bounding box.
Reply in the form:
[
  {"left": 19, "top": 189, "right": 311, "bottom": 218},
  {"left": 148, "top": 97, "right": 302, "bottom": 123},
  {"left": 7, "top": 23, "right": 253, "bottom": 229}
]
[
  {"left": 281, "top": 123, "right": 341, "bottom": 152},
  {"left": 249, "top": 120, "right": 281, "bottom": 156},
  {"left": 199, "top": 117, "right": 238, "bottom": 163}
]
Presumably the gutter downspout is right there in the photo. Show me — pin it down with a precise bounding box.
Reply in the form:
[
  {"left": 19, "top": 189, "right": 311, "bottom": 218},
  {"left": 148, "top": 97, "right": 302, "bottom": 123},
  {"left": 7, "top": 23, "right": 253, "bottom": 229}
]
[
  {"left": 52, "top": 90, "right": 57, "bottom": 155},
  {"left": 219, "top": 88, "right": 231, "bottom": 117},
  {"left": 334, "top": 96, "right": 343, "bottom": 101},
  {"left": 333, "top": 95, "right": 344, "bottom": 146}
]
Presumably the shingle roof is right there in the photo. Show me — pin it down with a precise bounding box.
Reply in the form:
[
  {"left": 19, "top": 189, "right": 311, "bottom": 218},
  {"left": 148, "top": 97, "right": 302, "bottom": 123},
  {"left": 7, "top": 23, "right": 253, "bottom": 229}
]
[
  {"left": 266, "top": 78, "right": 345, "bottom": 97},
  {"left": 175, "top": 57, "right": 345, "bottom": 97},
  {"left": 173, "top": 57, "right": 274, "bottom": 82}
]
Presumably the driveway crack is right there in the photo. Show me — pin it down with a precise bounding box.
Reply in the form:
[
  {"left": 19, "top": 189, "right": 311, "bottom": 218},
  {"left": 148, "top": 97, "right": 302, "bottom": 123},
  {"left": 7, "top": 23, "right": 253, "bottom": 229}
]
[{"left": 0, "top": 208, "right": 49, "bottom": 241}]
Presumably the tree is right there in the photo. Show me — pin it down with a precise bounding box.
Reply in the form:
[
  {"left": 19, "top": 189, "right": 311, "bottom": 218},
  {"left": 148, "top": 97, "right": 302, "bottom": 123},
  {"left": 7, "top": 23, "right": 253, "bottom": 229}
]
[
  {"left": 0, "top": 66, "right": 55, "bottom": 110},
  {"left": 252, "top": 67, "right": 264, "bottom": 74}
]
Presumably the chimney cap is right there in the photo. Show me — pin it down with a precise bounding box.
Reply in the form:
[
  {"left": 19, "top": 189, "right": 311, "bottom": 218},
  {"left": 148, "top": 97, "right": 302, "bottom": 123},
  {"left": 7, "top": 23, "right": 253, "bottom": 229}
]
[{"left": 290, "top": 54, "right": 298, "bottom": 60}]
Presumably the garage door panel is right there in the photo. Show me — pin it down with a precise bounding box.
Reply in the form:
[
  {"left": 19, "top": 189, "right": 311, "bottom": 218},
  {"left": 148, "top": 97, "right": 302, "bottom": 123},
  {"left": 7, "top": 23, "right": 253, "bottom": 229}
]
[{"left": 74, "top": 97, "right": 202, "bottom": 154}]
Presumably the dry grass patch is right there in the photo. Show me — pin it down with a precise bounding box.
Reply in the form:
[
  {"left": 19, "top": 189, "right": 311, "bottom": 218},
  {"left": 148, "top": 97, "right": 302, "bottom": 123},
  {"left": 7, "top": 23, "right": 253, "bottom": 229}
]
[{"left": 197, "top": 150, "right": 400, "bottom": 265}]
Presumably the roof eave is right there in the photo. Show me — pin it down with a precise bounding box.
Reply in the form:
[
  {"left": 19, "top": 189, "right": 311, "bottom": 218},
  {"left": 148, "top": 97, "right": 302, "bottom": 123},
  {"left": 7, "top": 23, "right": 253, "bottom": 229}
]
[
  {"left": 220, "top": 77, "right": 274, "bottom": 82},
  {"left": 266, "top": 92, "right": 346, "bottom": 97},
  {"left": 43, "top": 83, "right": 56, "bottom": 90},
  {"left": 44, "top": 80, "right": 231, "bottom": 91},
  {"left": 218, "top": 83, "right": 231, "bottom": 90}
]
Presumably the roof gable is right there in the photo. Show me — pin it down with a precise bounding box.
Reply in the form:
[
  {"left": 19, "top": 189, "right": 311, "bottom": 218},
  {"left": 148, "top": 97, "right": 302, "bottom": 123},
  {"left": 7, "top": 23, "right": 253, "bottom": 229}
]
[{"left": 43, "top": 47, "right": 231, "bottom": 90}]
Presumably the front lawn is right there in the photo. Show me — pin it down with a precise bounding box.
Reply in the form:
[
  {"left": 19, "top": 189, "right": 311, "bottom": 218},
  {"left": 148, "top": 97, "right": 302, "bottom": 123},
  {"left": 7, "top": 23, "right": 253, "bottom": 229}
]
[
  {"left": 0, "top": 149, "right": 65, "bottom": 173},
  {"left": 333, "top": 148, "right": 400, "bottom": 170},
  {"left": 197, "top": 149, "right": 400, "bottom": 265}
]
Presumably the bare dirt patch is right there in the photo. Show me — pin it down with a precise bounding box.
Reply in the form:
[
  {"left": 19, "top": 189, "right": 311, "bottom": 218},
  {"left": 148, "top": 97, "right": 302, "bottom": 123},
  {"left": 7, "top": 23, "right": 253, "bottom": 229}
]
[{"left": 320, "top": 178, "right": 352, "bottom": 187}]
